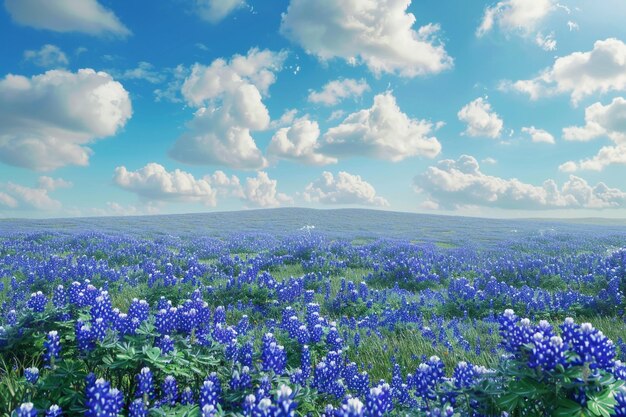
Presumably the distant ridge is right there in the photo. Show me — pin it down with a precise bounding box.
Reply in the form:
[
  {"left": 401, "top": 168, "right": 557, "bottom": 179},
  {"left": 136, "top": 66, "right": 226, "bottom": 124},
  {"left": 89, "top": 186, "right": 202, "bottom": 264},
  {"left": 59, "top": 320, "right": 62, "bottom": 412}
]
[{"left": 1, "top": 208, "right": 625, "bottom": 241}]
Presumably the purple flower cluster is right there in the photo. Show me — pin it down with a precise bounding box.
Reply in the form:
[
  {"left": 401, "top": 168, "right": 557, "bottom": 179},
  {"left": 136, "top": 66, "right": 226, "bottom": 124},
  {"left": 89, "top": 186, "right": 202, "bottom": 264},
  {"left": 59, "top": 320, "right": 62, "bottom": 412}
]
[{"left": 85, "top": 377, "right": 124, "bottom": 417}]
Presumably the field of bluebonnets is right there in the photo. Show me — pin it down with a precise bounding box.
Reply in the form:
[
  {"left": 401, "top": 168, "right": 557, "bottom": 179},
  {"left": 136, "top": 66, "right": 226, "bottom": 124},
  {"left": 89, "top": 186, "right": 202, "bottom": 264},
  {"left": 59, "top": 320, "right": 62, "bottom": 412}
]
[{"left": 2, "top": 208, "right": 626, "bottom": 417}]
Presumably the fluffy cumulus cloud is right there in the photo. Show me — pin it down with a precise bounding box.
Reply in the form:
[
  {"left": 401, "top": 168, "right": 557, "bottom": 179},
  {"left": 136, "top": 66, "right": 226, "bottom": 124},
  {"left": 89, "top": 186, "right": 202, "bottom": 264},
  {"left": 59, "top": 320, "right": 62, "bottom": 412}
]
[
  {"left": 0, "top": 69, "right": 132, "bottom": 171},
  {"left": 169, "top": 48, "right": 286, "bottom": 170},
  {"left": 113, "top": 163, "right": 242, "bottom": 206},
  {"left": 280, "top": 0, "right": 452, "bottom": 77},
  {"left": 559, "top": 145, "right": 626, "bottom": 172},
  {"left": 0, "top": 176, "right": 71, "bottom": 211},
  {"left": 560, "top": 97, "right": 626, "bottom": 171},
  {"left": 563, "top": 97, "right": 626, "bottom": 143},
  {"left": 23, "top": 44, "right": 68, "bottom": 68},
  {"left": 303, "top": 171, "right": 389, "bottom": 207},
  {"left": 4, "top": 0, "right": 130, "bottom": 37},
  {"left": 506, "top": 38, "right": 626, "bottom": 104},
  {"left": 267, "top": 116, "right": 337, "bottom": 165},
  {"left": 193, "top": 0, "right": 245, "bottom": 23},
  {"left": 522, "top": 126, "right": 555, "bottom": 144},
  {"left": 308, "top": 78, "right": 370, "bottom": 106},
  {"left": 242, "top": 171, "right": 292, "bottom": 208},
  {"left": 457, "top": 97, "right": 503, "bottom": 138},
  {"left": 416, "top": 155, "right": 626, "bottom": 210},
  {"left": 320, "top": 92, "right": 442, "bottom": 161},
  {"left": 477, "top": 0, "right": 556, "bottom": 37}
]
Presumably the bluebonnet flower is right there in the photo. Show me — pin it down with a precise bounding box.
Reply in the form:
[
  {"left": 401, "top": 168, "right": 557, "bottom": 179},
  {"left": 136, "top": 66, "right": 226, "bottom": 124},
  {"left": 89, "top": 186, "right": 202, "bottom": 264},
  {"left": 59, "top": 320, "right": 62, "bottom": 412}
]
[
  {"left": 91, "top": 317, "right": 107, "bottom": 341},
  {"left": 337, "top": 397, "right": 364, "bottom": 417},
  {"left": 301, "top": 345, "right": 311, "bottom": 380},
  {"left": 274, "top": 385, "right": 297, "bottom": 417},
  {"left": 243, "top": 394, "right": 256, "bottom": 417},
  {"left": 200, "top": 376, "right": 221, "bottom": 407},
  {"left": 6, "top": 309, "right": 17, "bottom": 326},
  {"left": 136, "top": 367, "right": 154, "bottom": 399},
  {"left": 161, "top": 375, "right": 178, "bottom": 406},
  {"left": 327, "top": 326, "right": 343, "bottom": 352},
  {"left": 257, "top": 375, "right": 272, "bottom": 399},
  {"left": 24, "top": 367, "right": 39, "bottom": 384},
  {"left": 237, "top": 342, "right": 254, "bottom": 367},
  {"left": 614, "top": 388, "right": 626, "bottom": 417},
  {"left": 44, "top": 330, "right": 61, "bottom": 366},
  {"left": 16, "top": 403, "right": 37, "bottom": 417},
  {"left": 52, "top": 285, "right": 66, "bottom": 308},
  {"left": 157, "top": 335, "right": 175, "bottom": 354},
  {"left": 27, "top": 291, "right": 47, "bottom": 312},
  {"left": 85, "top": 378, "right": 124, "bottom": 417},
  {"left": 237, "top": 315, "right": 250, "bottom": 335},
  {"left": 129, "top": 399, "right": 148, "bottom": 417},
  {"left": 568, "top": 322, "right": 615, "bottom": 371},
  {"left": 528, "top": 333, "right": 565, "bottom": 371},
  {"left": 615, "top": 361, "right": 626, "bottom": 380},
  {"left": 366, "top": 384, "right": 393, "bottom": 417},
  {"left": 214, "top": 305, "right": 226, "bottom": 325},
  {"left": 76, "top": 323, "right": 95, "bottom": 353},
  {"left": 45, "top": 405, "right": 62, "bottom": 417},
  {"left": 230, "top": 366, "right": 252, "bottom": 390},
  {"left": 262, "top": 333, "right": 287, "bottom": 375},
  {"left": 181, "top": 386, "right": 195, "bottom": 405},
  {"left": 201, "top": 405, "right": 217, "bottom": 417},
  {"left": 453, "top": 361, "right": 476, "bottom": 389},
  {"left": 290, "top": 368, "right": 305, "bottom": 386},
  {"left": 429, "top": 406, "right": 455, "bottom": 417}
]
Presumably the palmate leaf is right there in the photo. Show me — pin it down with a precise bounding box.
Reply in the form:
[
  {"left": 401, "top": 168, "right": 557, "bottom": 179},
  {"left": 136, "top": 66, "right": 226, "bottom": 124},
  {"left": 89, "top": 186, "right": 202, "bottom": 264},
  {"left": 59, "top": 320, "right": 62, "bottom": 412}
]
[{"left": 587, "top": 390, "right": 617, "bottom": 417}]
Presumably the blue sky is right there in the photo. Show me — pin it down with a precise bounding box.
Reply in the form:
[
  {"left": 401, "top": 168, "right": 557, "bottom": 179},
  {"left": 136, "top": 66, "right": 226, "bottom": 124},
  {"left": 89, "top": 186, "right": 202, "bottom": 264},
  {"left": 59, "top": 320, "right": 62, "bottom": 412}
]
[{"left": 1, "top": 0, "right": 626, "bottom": 218}]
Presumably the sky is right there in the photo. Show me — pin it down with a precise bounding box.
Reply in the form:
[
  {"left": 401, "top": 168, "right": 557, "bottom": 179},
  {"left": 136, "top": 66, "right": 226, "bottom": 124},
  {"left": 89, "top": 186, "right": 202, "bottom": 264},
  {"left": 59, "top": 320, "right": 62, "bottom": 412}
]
[{"left": 1, "top": 0, "right": 626, "bottom": 219}]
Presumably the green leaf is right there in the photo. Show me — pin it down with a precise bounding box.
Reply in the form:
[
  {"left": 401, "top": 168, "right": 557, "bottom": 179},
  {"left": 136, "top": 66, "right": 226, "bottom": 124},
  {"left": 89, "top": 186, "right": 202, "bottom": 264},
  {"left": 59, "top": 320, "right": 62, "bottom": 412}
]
[
  {"left": 555, "top": 398, "right": 583, "bottom": 417},
  {"left": 495, "top": 392, "right": 520, "bottom": 411},
  {"left": 587, "top": 391, "right": 617, "bottom": 417}
]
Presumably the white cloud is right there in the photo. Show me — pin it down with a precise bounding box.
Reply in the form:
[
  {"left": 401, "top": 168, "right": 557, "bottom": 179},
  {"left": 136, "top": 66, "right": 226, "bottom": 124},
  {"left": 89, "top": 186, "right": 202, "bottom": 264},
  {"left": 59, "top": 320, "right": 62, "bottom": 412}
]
[
  {"left": 558, "top": 161, "right": 578, "bottom": 173},
  {"left": 4, "top": 0, "right": 130, "bottom": 37},
  {"left": 193, "top": 0, "right": 245, "bottom": 24},
  {"left": 113, "top": 163, "right": 243, "bottom": 206},
  {"left": 563, "top": 97, "right": 626, "bottom": 143},
  {"left": 0, "top": 69, "right": 132, "bottom": 171},
  {"left": 522, "top": 126, "right": 555, "bottom": 144},
  {"left": 320, "top": 92, "right": 441, "bottom": 161},
  {"left": 416, "top": 155, "right": 626, "bottom": 210},
  {"left": 559, "top": 145, "right": 626, "bottom": 172},
  {"left": 535, "top": 32, "right": 557, "bottom": 51},
  {"left": 23, "top": 44, "right": 68, "bottom": 68},
  {"left": 303, "top": 171, "right": 389, "bottom": 207},
  {"left": 0, "top": 192, "right": 17, "bottom": 208},
  {"left": 482, "top": 157, "right": 498, "bottom": 164},
  {"left": 560, "top": 97, "right": 626, "bottom": 171},
  {"left": 0, "top": 180, "right": 63, "bottom": 211},
  {"left": 242, "top": 171, "right": 292, "bottom": 208},
  {"left": 37, "top": 176, "right": 72, "bottom": 191},
  {"left": 267, "top": 116, "right": 337, "bottom": 165},
  {"left": 270, "top": 109, "right": 298, "bottom": 129},
  {"left": 115, "top": 62, "right": 165, "bottom": 84},
  {"left": 477, "top": 0, "right": 556, "bottom": 37},
  {"left": 169, "top": 48, "right": 286, "bottom": 170},
  {"left": 154, "top": 65, "right": 189, "bottom": 103},
  {"left": 280, "top": 0, "right": 452, "bottom": 77},
  {"left": 567, "top": 21, "right": 579, "bottom": 31},
  {"left": 308, "top": 78, "right": 370, "bottom": 106},
  {"left": 457, "top": 97, "right": 503, "bottom": 138},
  {"left": 506, "top": 38, "right": 626, "bottom": 104}
]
